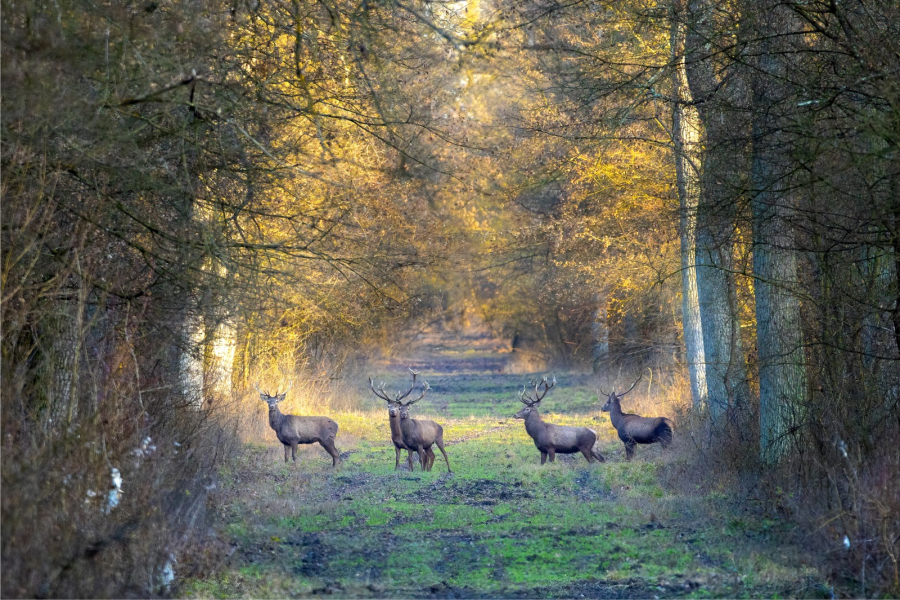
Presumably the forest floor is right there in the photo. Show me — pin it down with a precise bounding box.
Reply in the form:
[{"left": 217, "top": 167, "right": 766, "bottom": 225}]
[{"left": 182, "top": 332, "right": 832, "bottom": 599}]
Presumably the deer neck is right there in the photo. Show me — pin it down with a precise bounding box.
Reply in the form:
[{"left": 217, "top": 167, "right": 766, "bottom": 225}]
[
  {"left": 608, "top": 398, "right": 624, "bottom": 429},
  {"left": 400, "top": 416, "right": 417, "bottom": 438},
  {"left": 524, "top": 409, "right": 544, "bottom": 436},
  {"left": 268, "top": 405, "right": 286, "bottom": 431}
]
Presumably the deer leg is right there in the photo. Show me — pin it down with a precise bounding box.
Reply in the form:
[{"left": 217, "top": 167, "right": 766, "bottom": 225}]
[
  {"left": 625, "top": 441, "right": 636, "bottom": 460},
  {"left": 320, "top": 440, "right": 340, "bottom": 467},
  {"left": 394, "top": 446, "right": 402, "bottom": 470},
  {"left": 283, "top": 444, "right": 290, "bottom": 463},
  {"left": 548, "top": 448, "right": 556, "bottom": 463},
  {"left": 425, "top": 447, "right": 435, "bottom": 471},
  {"left": 580, "top": 447, "right": 594, "bottom": 463},
  {"left": 290, "top": 442, "right": 299, "bottom": 462},
  {"left": 540, "top": 451, "right": 548, "bottom": 465},
  {"left": 417, "top": 447, "right": 428, "bottom": 471},
  {"left": 435, "top": 438, "right": 452, "bottom": 473}
]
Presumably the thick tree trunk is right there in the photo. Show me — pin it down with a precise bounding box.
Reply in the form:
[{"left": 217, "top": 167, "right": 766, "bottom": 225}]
[
  {"left": 670, "top": 2, "right": 708, "bottom": 410},
  {"left": 749, "top": 2, "right": 807, "bottom": 461},
  {"left": 683, "top": 0, "right": 751, "bottom": 421}
]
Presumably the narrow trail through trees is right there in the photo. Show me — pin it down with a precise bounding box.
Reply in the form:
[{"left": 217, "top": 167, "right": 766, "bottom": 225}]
[{"left": 186, "top": 329, "right": 827, "bottom": 598}]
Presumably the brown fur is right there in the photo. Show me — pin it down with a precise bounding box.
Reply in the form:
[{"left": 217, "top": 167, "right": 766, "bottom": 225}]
[
  {"left": 387, "top": 403, "right": 416, "bottom": 470},
  {"left": 514, "top": 405, "right": 606, "bottom": 464},
  {"left": 399, "top": 403, "right": 451, "bottom": 472},
  {"left": 600, "top": 392, "right": 673, "bottom": 460},
  {"left": 260, "top": 391, "right": 341, "bottom": 467}
]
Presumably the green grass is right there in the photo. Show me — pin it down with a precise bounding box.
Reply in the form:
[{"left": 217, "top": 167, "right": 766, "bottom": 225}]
[
  {"left": 182, "top": 338, "right": 824, "bottom": 599},
  {"left": 181, "top": 410, "right": 821, "bottom": 599}
]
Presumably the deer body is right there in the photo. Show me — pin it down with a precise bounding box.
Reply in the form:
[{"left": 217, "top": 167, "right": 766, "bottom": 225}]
[
  {"left": 515, "top": 377, "right": 605, "bottom": 465},
  {"left": 257, "top": 384, "right": 341, "bottom": 467},
  {"left": 387, "top": 404, "right": 416, "bottom": 470},
  {"left": 369, "top": 370, "right": 449, "bottom": 472},
  {"left": 399, "top": 407, "right": 450, "bottom": 472},
  {"left": 601, "top": 392, "right": 673, "bottom": 460}
]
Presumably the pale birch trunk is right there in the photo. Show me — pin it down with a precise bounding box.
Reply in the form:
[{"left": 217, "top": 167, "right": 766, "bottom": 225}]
[
  {"left": 180, "top": 313, "right": 206, "bottom": 407},
  {"left": 671, "top": 2, "right": 708, "bottom": 410},
  {"left": 209, "top": 316, "right": 236, "bottom": 400}
]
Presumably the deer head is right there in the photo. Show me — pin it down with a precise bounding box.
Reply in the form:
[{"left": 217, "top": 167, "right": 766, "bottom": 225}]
[
  {"left": 369, "top": 368, "right": 422, "bottom": 417},
  {"left": 599, "top": 373, "right": 641, "bottom": 412},
  {"left": 255, "top": 381, "right": 293, "bottom": 409},
  {"left": 514, "top": 376, "right": 555, "bottom": 419},
  {"left": 398, "top": 376, "right": 430, "bottom": 421}
]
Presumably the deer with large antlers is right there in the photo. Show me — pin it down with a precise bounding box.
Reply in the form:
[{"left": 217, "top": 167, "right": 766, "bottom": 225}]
[
  {"left": 514, "top": 377, "right": 606, "bottom": 465},
  {"left": 369, "top": 370, "right": 417, "bottom": 471},
  {"left": 375, "top": 369, "right": 451, "bottom": 472},
  {"left": 600, "top": 374, "right": 674, "bottom": 460},
  {"left": 255, "top": 382, "right": 341, "bottom": 467}
]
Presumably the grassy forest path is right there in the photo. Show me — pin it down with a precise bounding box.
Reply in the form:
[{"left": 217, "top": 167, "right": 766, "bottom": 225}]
[{"left": 184, "top": 331, "right": 827, "bottom": 599}]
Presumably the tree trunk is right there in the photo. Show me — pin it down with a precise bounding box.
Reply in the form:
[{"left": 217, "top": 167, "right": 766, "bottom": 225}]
[
  {"left": 209, "top": 317, "right": 236, "bottom": 402},
  {"left": 49, "top": 298, "right": 83, "bottom": 428},
  {"left": 180, "top": 313, "right": 206, "bottom": 407},
  {"left": 683, "top": 0, "right": 750, "bottom": 421},
  {"left": 670, "top": 1, "right": 708, "bottom": 410},
  {"left": 749, "top": 1, "right": 807, "bottom": 461}
]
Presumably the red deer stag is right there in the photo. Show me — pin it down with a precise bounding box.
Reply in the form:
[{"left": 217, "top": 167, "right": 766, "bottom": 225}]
[
  {"left": 255, "top": 382, "right": 341, "bottom": 467},
  {"left": 514, "top": 377, "right": 606, "bottom": 465},
  {"left": 396, "top": 370, "right": 451, "bottom": 472},
  {"left": 600, "top": 375, "right": 674, "bottom": 460},
  {"left": 368, "top": 372, "right": 416, "bottom": 471}
]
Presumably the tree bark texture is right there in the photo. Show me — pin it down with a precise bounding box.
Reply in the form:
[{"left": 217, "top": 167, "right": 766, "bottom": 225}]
[
  {"left": 671, "top": 1, "right": 708, "bottom": 410},
  {"left": 749, "top": 1, "right": 807, "bottom": 462},
  {"left": 684, "top": 0, "right": 750, "bottom": 421}
]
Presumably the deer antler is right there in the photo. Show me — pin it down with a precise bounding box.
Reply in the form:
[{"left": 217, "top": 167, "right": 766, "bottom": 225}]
[
  {"left": 620, "top": 372, "right": 643, "bottom": 396},
  {"left": 520, "top": 386, "right": 539, "bottom": 406},
  {"left": 533, "top": 376, "right": 556, "bottom": 402},
  {"left": 396, "top": 368, "right": 419, "bottom": 402},
  {"left": 368, "top": 376, "right": 393, "bottom": 402},
  {"left": 404, "top": 380, "right": 430, "bottom": 406},
  {"left": 283, "top": 380, "right": 294, "bottom": 394},
  {"left": 253, "top": 382, "right": 268, "bottom": 396}
]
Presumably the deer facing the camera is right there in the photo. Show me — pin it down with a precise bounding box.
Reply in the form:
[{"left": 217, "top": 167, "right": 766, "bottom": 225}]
[
  {"left": 600, "top": 375, "right": 673, "bottom": 460},
  {"left": 514, "top": 377, "right": 606, "bottom": 465},
  {"left": 256, "top": 382, "right": 341, "bottom": 467},
  {"left": 396, "top": 370, "right": 451, "bottom": 472},
  {"left": 369, "top": 373, "right": 416, "bottom": 471}
]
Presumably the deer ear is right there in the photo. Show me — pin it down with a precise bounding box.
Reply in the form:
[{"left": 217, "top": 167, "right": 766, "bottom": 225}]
[{"left": 276, "top": 393, "right": 286, "bottom": 403}]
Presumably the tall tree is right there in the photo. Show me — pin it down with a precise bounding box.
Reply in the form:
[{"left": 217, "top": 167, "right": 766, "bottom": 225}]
[
  {"left": 670, "top": 0, "right": 709, "bottom": 410},
  {"left": 683, "top": 0, "right": 750, "bottom": 420},
  {"left": 747, "top": 0, "right": 807, "bottom": 461}
]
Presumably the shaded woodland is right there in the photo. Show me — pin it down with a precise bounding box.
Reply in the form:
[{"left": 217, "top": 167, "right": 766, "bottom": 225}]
[{"left": 2, "top": 0, "right": 899, "bottom": 596}]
